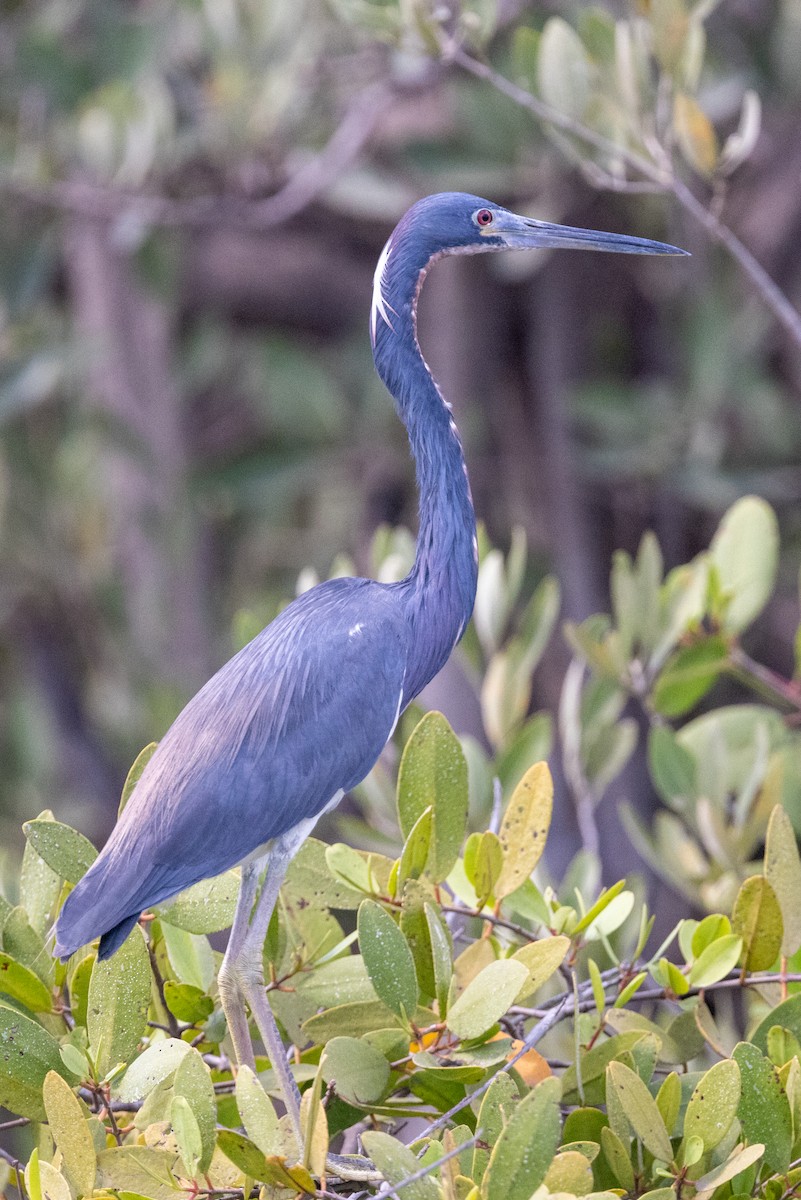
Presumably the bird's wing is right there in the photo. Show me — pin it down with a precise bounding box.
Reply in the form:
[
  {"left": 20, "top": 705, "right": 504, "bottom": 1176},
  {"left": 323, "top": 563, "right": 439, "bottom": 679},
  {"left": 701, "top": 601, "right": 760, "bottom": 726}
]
[{"left": 55, "top": 578, "right": 407, "bottom": 955}]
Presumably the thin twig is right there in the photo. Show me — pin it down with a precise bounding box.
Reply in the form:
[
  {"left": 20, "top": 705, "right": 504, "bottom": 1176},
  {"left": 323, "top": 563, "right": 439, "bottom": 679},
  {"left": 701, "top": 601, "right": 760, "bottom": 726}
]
[
  {"left": 450, "top": 47, "right": 801, "bottom": 352},
  {"left": 0, "top": 82, "right": 396, "bottom": 234},
  {"left": 375, "top": 1132, "right": 481, "bottom": 1199}
]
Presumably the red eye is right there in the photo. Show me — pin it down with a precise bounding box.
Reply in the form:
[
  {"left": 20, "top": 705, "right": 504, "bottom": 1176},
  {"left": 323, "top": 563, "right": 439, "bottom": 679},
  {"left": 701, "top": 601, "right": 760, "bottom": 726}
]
[{"left": 475, "top": 209, "right": 494, "bottom": 227}]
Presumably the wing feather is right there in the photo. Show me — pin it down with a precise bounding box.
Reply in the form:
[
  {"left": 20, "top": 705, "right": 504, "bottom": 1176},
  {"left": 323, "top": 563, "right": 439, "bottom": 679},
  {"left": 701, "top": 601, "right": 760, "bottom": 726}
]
[{"left": 55, "top": 577, "right": 407, "bottom": 957}]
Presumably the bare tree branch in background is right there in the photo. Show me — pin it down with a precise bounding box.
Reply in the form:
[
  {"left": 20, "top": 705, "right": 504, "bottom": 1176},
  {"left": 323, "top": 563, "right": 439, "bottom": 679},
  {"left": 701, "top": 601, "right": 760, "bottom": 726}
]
[
  {"left": 449, "top": 47, "right": 801, "bottom": 353},
  {"left": 0, "top": 81, "right": 397, "bottom": 233}
]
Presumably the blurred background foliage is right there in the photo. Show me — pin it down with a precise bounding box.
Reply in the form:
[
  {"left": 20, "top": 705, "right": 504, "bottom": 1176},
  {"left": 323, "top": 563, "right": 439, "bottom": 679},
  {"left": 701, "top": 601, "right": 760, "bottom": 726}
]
[{"left": 1, "top": 0, "right": 801, "bottom": 916}]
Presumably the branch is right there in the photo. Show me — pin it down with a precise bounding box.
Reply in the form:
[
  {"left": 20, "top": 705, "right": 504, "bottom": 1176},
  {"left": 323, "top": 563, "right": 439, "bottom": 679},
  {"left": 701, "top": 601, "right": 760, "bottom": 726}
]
[
  {"left": 0, "top": 81, "right": 396, "bottom": 233},
  {"left": 450, "top": 47, "right": 801, "bottom": 351}
]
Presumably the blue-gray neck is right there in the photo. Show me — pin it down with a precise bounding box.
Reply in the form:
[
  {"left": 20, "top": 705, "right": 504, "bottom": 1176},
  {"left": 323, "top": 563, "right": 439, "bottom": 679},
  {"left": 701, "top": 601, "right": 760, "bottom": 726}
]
[{"left": 372, "top": 229, "right": 478, "bottom": 702}]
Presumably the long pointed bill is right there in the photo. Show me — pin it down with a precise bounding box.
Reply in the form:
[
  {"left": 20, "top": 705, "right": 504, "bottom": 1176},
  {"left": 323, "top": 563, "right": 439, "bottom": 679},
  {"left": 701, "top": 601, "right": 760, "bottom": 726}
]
[{"left": 491, "top": 215, "right": 689, "bottom": 257}]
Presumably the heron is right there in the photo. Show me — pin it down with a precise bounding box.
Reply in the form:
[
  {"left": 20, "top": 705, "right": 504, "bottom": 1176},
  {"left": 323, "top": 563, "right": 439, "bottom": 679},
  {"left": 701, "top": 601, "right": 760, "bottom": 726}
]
[{"left": 54, "top": 192, "right": 685, "bottom": 1162}]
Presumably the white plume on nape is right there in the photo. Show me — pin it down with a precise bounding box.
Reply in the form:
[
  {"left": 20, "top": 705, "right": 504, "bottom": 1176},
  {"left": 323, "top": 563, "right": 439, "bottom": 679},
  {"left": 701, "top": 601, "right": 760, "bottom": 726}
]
[{"left": 370, "top": 235, "right": 397, "bottom": 346}]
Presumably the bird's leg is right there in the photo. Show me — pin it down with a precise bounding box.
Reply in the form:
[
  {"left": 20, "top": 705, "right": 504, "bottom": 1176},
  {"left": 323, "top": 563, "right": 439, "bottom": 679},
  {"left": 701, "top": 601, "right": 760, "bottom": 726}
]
[
  {"left": 233, "top": 831, "right": 380, "bottom": 1184},
  {"left": 234, "top": 839, "right": 304, "bottom": 1144},
  {"left": 218, "top": 857, "right": 263, "bottom": 1073}
]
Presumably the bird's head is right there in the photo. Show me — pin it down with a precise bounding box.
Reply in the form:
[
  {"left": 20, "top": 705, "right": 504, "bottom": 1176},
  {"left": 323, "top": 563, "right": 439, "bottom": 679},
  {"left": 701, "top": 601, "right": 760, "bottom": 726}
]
[
  {"left": 371, "top": 191, "right": 688, "bottom": 348},
  {"left": 399, "top": 190, "right": 689, "bottom": 260}
]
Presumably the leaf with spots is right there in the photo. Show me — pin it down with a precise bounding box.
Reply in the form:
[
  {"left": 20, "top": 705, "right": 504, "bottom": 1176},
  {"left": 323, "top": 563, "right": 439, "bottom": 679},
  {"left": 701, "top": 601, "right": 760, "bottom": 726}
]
[
  {"left": 732, "top": 1041, "right": 792, "bottom": 1173},
  {"left": 0, "top": 1006, "right": 76, "bottom": 1121},
  {"left": 87, "top": 926, "right": 152, "bottom": 1078},
  {"left": 494, "top": 761, "right": 553, "bottom": 900},
  {"left": 732, "top": 875, "right": 782, "bottom": 972},
  {"left": 606, "top": 1061, "right": 673, "bottom": 1162},
  {"left": 21, "top": 819, "right": 97, "bottom": 886},
  {"left": 483, "top": 1076, "right": 562, "bottom": 1200},
  {"left": 681, "top": 1059, "right": 740, "bottom": 1153},
  {"left": 42, "top": 1070, "right": 97, "bottom": 1197},
  {"left": 357, "top": 899, "right": 418, "bottom": 1021},
  {"left": 397, "top": 711, "right": 469, "bottom": 882}
]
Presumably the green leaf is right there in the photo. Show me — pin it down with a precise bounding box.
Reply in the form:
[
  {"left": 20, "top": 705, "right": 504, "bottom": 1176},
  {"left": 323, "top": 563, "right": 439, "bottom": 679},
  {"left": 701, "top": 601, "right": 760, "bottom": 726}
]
[
  {"left": 0, "top": 1005, "right": 74, "bottom": 1120},
  {"left": 397, "top": 808, "right": 434, "bottom": 890},
  {"left": 22, "top": 819, "right": 97, "bottom": 885},
  {"left": 96, "top": 1146, "right": 180, "bottom": 1200},
  {"left": 171, "top": 1094, "right": 202, "bottom": 1178},
  {"left": 648, "top": 726, "right": 697, "bottom": 810},
  {"left": 425, "top": 903, "right": 452, "bottom": 1017},
  {"left": 764, "top": 805, "right": 801, "bottom": 958},
  {"left": 235, "top": 1064, "right": 282, "bottom": 1156},
  {"left": 600, "top": 1126, "right": 635, "bottom": 1191},
  {"left": 538, "top": 17, "right": 591, "bottom": 119},
  {"left": 471, "top": 1071, "right": 518, "bottom": 1184},
  {"left": 357, "top": 900, "right": 418, "bottom": 1020},
  {"left": 464, "top": 830, "right": 503, "bottom": 906},
  {"left": 752, "top": 994, "right": 801, "bottom": 1054},
  {"left": 156, "top": 871, "right": 240, "bottom": 934},
  {"left": 68, "top": 954, "right": 94, "bottom": 1028},
  {"left": 29, "top": 1158, "right": 70, "bottom": 1200},
  {"left": 606, "top": 1061, "right": 673, "bottom": 1161},
  {"left": 119, "top": 742, "right": 158, "bottom": 816},
  {"left": 87, "top": 925, "right": 151, "bottom": 1077},
  {"left": 446, "top": 958, "right": 527, "bottom": 1040},
  {"left": 709, "top": 496, "right": 779, "bottom": 632},
  {"left": 42, "top": 1071, "right": 97, "bottom": 1197},
  {"left": 544, "top": 1150, "right": 594, "bottom": 1196},
  {"left": 161, "top": 922, "right": 214, "bottom": 991},
  {"left": 361, "top": 1131, "right": 439, "bottom": 1200},
  {"left": 682, "top": 1059, "right": 740, "bottom": 1152},
  {"left": 321, "top": 1036, "right": 390, "bottom": 1106},
  {"left": 494, "top": 761, "right": 553, "bottom": 900},
  {"left": 561, "top": 1031, "right": 653, "bottom": 1103},
  {"left": 174, "top": 1047, "right": 216, "bottom": 1173},
  {"left": 216, "top": 1131, "right": 271, "bottom": 1181},
  {"left": 0, "top": 953, "right": 52, "bottom": 1013},
  {"left": 651, "top": 636, "right": 729, "bottom": 718},
  {"left": 731, "top": 875, "right": 783, "bottom": 972},
  {"left": 687, "top": 934, "right": 743, "bottom": 987},
  {"left": 113, "top": 1038, "right": 191, "bottom": 1104},
  {"left": 483, "top": 1076, "right": 562, "bottom": 1200},
  {"left": 20, "top": 811, "right": 62, "bottom": 935},
  {"left": 397, "top": 711, "right": 469, "bottom": 881},
  {"left": 732, "top": 1041, "right": 792, "bottom": 1172},
  {"left": 694, "top": 1143, "right": 766, "bottom": 1199},
  {"left": 162, "top": 981, "right": 213, "bottom": 1024},
  {"left": 656, "top": 1072, "right": 681, "bottom": 1134},
  {"left": 285, "top": 837, "right": 364, "bottom": 910},
  {"left": 510, "top": 935, "right": 569, "bottom": 1002}
]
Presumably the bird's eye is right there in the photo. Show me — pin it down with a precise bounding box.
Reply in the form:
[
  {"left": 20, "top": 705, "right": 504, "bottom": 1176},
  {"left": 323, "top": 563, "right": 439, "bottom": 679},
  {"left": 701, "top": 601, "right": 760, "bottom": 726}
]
[{"left": 475, "top": 209, "right": 494, "bottom": 227}]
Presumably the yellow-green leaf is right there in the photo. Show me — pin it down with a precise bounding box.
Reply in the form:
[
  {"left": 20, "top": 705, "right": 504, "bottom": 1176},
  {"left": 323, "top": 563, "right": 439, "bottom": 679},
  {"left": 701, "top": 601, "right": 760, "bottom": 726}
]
[
  {"left": 235, "top": 1064, "right": 282, "bottom": 1156},
  {"left": 119, "top": 742, "right": 158, "bottom": 816},
  {"left": 42, "top": 1071, "right": 97, "bottom": 1197},
  {"left": 764, "top": 805, "right": 801, "bottom": 957},
  {"left": 361, "top": 1132, "right": 439, "bottom": 1200},
  {"left": 682, "top": 1059, "right": 740, "bottom": 1153},
  {"left": 483, "top": 1076, "right": 562, "bottom": 1200},
  {"left": 494, "top": 761, "right": 553, "bottom": 900},
  {"left": 445, "top": 958, "right": 527, "bottom": 1040},
  {"left": 674, "top": 92, "right": 718, "bottom": 176},
  {"left": 511, "top": 935, "right": 569, "bottom": 1002},
  {"left": 87, "top": 925, "right": 151, "bottom": 1077},
  {"left": 709, "top": 496, "right": 779, "bottom": 632},
  {"left": 732, "top": 875, "right": 783, "bottom": 972},
  {"left": 606, "top": 1061, "right": 673, "bottom": 1161},
  {"left": 22, "top": 820, "right": 97, "bottom": 886},
  {"left": 397, "top": 712, "right": 469, "bottom": 882}
]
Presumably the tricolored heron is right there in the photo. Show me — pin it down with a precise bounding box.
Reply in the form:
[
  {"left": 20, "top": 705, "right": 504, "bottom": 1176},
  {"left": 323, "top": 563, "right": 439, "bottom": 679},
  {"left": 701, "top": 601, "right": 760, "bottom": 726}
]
[{"left": 55, "top": 192, "right": 685, "bottom": 1156}]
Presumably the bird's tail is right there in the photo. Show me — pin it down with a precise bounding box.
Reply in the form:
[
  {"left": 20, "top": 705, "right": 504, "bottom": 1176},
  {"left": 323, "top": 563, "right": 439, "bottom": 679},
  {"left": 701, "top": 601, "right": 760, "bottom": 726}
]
[{"left": 54, "top": 850, "right": 144, "bottom": 961}]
